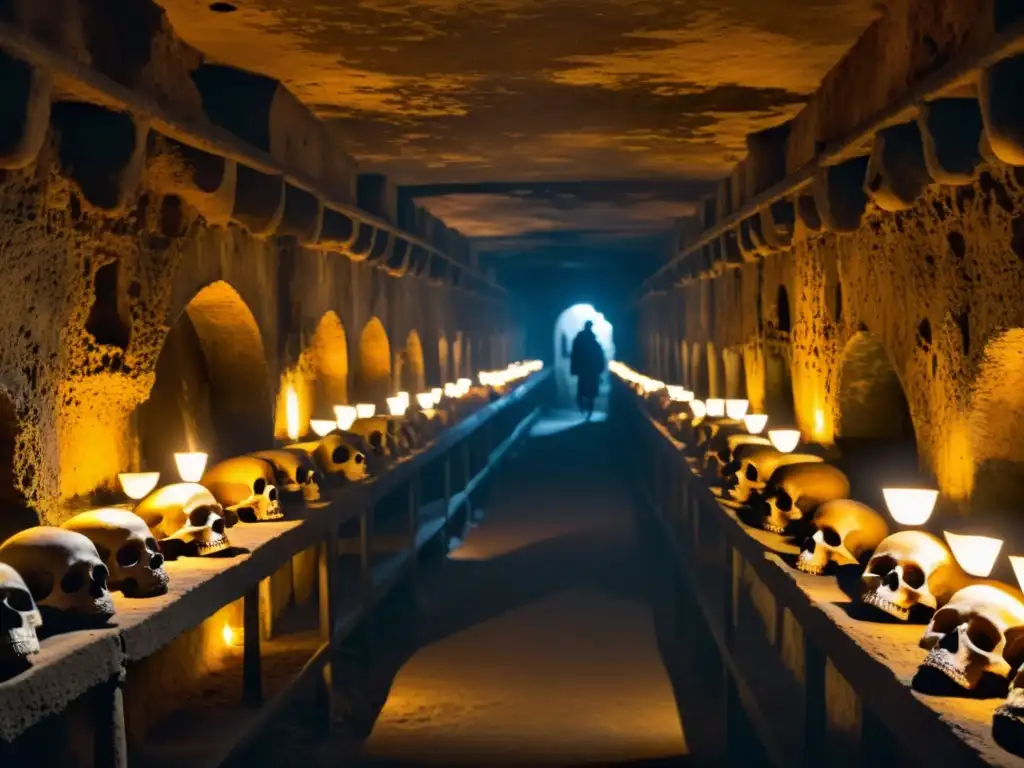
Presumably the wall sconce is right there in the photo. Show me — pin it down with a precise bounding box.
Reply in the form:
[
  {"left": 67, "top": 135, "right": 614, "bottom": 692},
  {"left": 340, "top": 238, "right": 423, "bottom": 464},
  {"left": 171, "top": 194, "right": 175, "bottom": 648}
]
[
  {"left": 416, "top": 392, "right": 435, "bottom": 409},
  {"left": 222, "top": 622, "right": 244, "bottom": 647},
  {"left": 725, "top": 399, "right": 749, "bottom": 419},
  {"left": 690, "top": 400, "right": 707, "bottom": 421},
  {"left": 705, "top": 398, "right": 726, "bottom": 418},
  {"left": 310, "top": 419, "right": 336, "bottom": 437},
  {"left": 118, "top": 472, "right": 160, "bottom": 500},
  {"left": 174, "top": 452, "right": 208, "bottom": 483},
  {"left": 335, "top": 405, "right": 357, "bottom": 431},
  {"left": 768, "top": 429, "right": 800, "bottom": 453},
  {"left": 356, "top": 403, "right": 376, "bottom": 419},
  {"left": 431, "top": 387, "right": 443, "bottom": 405},
  {"left": 743, "top": 414, "right": 768, "bottom": 434},
  {"left": 944, "top": 532, "right": 1003, "bottom": 578},
  {"left": 387, "top": 396, "right": 409, "bottom": 417},
  {"left": 881, "top": 488, "right": 938, "bottom": 526}
]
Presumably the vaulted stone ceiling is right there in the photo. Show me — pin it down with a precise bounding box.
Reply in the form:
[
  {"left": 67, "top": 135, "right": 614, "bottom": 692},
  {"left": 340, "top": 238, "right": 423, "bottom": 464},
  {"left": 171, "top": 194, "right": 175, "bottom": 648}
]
[{"left": 158, "top": 0, "right": 882, "bottom": 283}]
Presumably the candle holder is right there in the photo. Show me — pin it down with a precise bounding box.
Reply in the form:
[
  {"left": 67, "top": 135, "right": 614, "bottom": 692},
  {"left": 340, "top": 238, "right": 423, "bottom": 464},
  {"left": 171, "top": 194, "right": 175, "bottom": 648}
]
[
  {"left": 725, "top": 399, "right": 749, "bottom": 420},
  {"left": 118, "top": 472, "right": 160, "bottom": 500},
  {"left": 767, "top": 429, "right": 800, "bottom": 453},
  {"left": 174, "top": 452, "right": 208, "bottom": 483},
  {"left": 944, "top": 531, "right": 1003, "bottom": 578},
  {"left": 743, "top": 414, "right": 768, "bottom": 435},
  {"left": 310, "top": 419, "right": 336, "bottom": 437},
  {"left": 334, "top": 405, "right": 357, "bottom": 431},
  {"left": 355, "top": 403, "right": 376, "bottom": 419},
  {"left": 881, "top": 488, "right": 938, "bottom": 526}
]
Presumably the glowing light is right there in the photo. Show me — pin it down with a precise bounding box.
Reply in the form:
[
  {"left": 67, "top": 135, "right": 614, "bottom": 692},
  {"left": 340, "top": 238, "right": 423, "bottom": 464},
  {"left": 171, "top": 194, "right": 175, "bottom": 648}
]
[
  {"left": 431, "top": 387, "right": 443, "bottom": 405},
  {"left": 725, "top": 399, "right": 749, "bottom": 420},
  {"left": 334, "top": 405, "right": 357, "bottom": 431},
  {"left": 641, "top": 379, "right": 665, "bottom": 394},
  {"left": 690, "top": 400, "right": 707, "bottom": 421},
  {"left": 882, "top": 488, "right": 938, "bottom": 526},
  {"left": 444, "top": 383, "right": 459, "bottom": 398},
  {"left": 768, "top": 429, "right": 800, "bottom": 453},
  {"left": 417, "top": 392, "right": 435, "bottom": 409},
  {"left": 118, "top": 472, "right": 160, "bottom": 500},
  {"left": 944, "top": 532, "right": 1003, "bottom": 578},
  {"left": 310, "top": 419, "right": 336, "bottom": 437},
  {"left": 285, "top": 384, "right": 300, "bottom": 441},
  {"left": 174, "top": 452, "right": 208, "bottom": 483},
  {"left": 387, "top": 396, "right": 408, "bottom": 417},
  {"left": 222, "top": 623, "right": 244, "bottom": 647},
  {"left": 397, "top": 391, "right": 410, "bottom": 407},
  {"left": 356, "top": 403, "right": 376, "bottom": 419},
  {"left": 814, "top": 409, "right": 826, "bottom": 434},
  {"left": 705, "top": 398, "right": 726, "bottom": 418},
  {"left": 1010, "top": 556, "right": 1024, "bottom": 593},
  {"left": 744, "top": 414, "right": 768, "bottom": 435},
  {"left": 666, "top": 385, "right": 687, "bottom": 401}
]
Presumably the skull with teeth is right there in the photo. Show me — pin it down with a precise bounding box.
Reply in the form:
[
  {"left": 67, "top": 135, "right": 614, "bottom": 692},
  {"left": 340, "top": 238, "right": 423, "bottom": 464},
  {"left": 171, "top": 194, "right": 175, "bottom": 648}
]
[
  {"left": 860, "top": 531, "right": 964, "bottom": 621},
  {"left": 201, "top": 457, "right": 283, "bottom": 523},
  {"left": 724, "top": 446, "right": 823, "bottom": 504},
  {"left": 0, "top": 527, "right": 115, "bottom": 625},
  {"left": 0, "top": 563, "right": 42, "bottom": 662},
  {"left": 796, "top": 499, "right": 890, "bottom": 575},
  {"left": 705, "top": 433, "right": 772, "bottom": 479},
  {"left": 758, "top": 462, "right": 851, "bottom": 533},
  {"left": 349, "top": 417, "right": 398, "bottom": 459},
  {"left": 62, "top": 509, "right": 168, "bottom": 597},
  {"left": 918, "top": 584, "right": 1024, "bottom": 691},
  {"left": 251, "top": 449, "right": 322, "bottom": 502},
  {"left": 315, "top": 433, "right": 370, "bottom": 482},
  {"left": 134, "top": 483, "right": 231, "bottom": 558}
]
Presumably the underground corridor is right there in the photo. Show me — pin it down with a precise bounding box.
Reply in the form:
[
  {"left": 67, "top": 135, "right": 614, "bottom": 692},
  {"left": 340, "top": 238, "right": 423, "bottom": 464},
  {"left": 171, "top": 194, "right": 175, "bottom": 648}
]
[{"left": 4, "top": 1, "right": 1024, "bottom": 767}]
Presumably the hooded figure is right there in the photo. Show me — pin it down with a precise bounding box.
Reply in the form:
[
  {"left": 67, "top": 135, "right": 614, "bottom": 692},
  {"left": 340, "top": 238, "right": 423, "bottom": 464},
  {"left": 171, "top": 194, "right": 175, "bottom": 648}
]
[{"left": 570, "top": 320, "right": 606, "bottom": 419}]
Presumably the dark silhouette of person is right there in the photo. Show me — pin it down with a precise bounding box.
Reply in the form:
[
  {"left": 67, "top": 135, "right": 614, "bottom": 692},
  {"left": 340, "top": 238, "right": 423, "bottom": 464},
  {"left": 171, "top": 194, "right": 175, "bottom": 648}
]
[{"left": 570, "top": 320, "right": 606, "bottom": 419}]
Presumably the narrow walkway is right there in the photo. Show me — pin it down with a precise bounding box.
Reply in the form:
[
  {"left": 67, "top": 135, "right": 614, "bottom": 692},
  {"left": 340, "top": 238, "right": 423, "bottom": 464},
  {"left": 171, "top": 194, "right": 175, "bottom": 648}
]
[{"left": 357, "top": 408, "right": 687, "bottom": 765}]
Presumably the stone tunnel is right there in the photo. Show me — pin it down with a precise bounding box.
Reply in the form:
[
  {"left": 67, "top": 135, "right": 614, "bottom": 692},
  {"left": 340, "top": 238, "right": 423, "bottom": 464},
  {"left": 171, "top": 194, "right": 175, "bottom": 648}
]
[{"left": 4, "top": 0, "right": 1024, "bottom": 766}]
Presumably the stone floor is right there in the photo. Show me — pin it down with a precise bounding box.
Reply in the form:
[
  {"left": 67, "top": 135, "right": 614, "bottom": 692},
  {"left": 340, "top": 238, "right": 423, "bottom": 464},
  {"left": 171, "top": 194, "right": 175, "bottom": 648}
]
[{"left": 242, "top": 407, "right": 688, "bottom": 766}]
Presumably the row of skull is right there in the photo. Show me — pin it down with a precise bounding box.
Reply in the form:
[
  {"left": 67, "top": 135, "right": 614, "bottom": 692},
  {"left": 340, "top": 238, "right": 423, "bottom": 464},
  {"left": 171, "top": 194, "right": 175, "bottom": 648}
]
[
  {"left": 0, "top": 411, "right": 462, "bottom": 667},
  {"left": 650, "top": 392, "right": 1024, "bottom": 723}
]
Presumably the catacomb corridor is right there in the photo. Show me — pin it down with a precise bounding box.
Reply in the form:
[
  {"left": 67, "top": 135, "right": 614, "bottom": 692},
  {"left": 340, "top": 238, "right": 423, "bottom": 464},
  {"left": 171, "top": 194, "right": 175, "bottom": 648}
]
[{"left": 5, "top": 0, "right": 1024, "bottom": 766}]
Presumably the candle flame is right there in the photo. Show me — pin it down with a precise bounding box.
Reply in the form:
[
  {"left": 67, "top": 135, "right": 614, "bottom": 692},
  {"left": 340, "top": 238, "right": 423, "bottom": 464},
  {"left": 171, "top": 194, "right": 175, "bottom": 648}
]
[{"left": 285, "top": 384, "right": 300, "bottom": 441}]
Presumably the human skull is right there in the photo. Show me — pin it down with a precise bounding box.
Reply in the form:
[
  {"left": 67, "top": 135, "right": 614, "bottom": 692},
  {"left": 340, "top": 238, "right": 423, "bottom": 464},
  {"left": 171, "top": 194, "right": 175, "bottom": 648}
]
[
  {"left": 725, "top": 447, "right": 823, "bottom": 504},
  {"left": 861, "top": 531, "right": 963, "bottom": 621},
  {"left": 134, "top": 483, "right": 230, "bottom": 558},
  {"left": 251, "top": 449, "right": 322, "bottom": 502},
  {"left": 918, "top": 584, "right": 1024, "bottom": 690},
  {"left": 796, "top": 499, "right": 890, "bottom": 575},
  {"left": 0, "top": 527, "right": 115, "bottom": 623},
  {"left": 382, "top": 416, "right": 415, "bottom": 456},
  {"left": 0, "top": 563, "right": 41, "bottom": 661},
  {"left": 408, "top": 410, "right": 440, "bottom": 444},
  {"left": 62, "top": 509, "right": 168, "bottom": 597},
  {"left": 201, "top": 457, "right": 283, "bottom": 523},
  {"left": 759, "top": 462, "right": 851, "bottom": 533},
  {"left": 993, "top": 649, "right": 1024, "bottom": 737},
  {"left": 315, "top": 433, "right": 369, "bottom": 482},
  {"left": 694, "top": 418, "right": 743, "bottom": 451},
  {"left": 706, "top": 433, "right": 772, "bottom": 478},
  {"left": 349, "top": 417, "right": 398, "bottom": 459}
]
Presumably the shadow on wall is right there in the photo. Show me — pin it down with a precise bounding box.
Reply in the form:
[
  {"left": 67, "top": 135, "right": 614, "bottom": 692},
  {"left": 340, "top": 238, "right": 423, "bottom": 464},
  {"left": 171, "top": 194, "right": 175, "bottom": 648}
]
[
  {"left": 553, "top": 304, "right": 615, "bottom": 407},
  {"left": 138, "top": 281, "right": 272, "bottom": 482}
]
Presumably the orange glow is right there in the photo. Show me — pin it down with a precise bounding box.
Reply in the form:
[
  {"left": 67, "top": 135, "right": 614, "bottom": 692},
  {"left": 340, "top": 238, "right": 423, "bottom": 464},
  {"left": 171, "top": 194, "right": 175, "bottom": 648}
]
[
  {"left": 222, "top": 623, "right": 244, "bottom": 647},
  {"left": 285, "top": 383, "right": 300, "bottom": 441}
]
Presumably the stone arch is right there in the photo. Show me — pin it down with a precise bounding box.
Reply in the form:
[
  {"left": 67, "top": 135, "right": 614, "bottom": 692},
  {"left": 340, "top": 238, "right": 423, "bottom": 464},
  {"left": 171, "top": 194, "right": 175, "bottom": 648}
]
[
  {"left": 690, "top": 342, "right": 708, "bottom": 397},
  {"left": 723, "top": 347, "right": 748, "bottom": 399},
  {"left": 438, "top": 335, "right": 450, "bottom": 384},
  {"left": 398, "top": 330, "right": 427, "bottom": 393},
  {"left": 355, "top": 317, "right": 392, "bottom": 404},
  {"left": 308, "top": 310, "right": 349, "bottom": 416},
  {"left": 707, "top": 342, "right": 725, "bottom": 398},
  {"left": 139, "top": 280, "right": 272, "bottom": 480},
  {"left": 970, "top": 329, "right": 1024, "bottom": 511}
]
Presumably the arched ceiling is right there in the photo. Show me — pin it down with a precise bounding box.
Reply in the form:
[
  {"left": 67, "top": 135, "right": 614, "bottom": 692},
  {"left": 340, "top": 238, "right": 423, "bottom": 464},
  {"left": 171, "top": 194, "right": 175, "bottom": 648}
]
[{"left": 157, "top": 0, "right": 882, "bottom": 286}]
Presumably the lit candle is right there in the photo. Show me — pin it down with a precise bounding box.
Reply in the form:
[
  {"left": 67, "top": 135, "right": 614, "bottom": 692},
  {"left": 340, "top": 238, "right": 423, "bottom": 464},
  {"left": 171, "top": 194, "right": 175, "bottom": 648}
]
[
  {"left": 334, "top": 405, "right": 357, "bottom": 431},
  {"left": 355, "top": 403, "right": 376, "bottom": 419},
  {"left": 387, "top": 396, "right": 408, "bottom": 417},
  {"left": 431, "top": 387, "right": 443, "bottom": 405},
  {"left": 444, "top": 383, "right": 459, "bottom": 398},
  {"left": 944, "top": 532, "right": 1003, "bottom": 578},
  {"left": 310, "top": 419, "right": 337, "bottom": 437},
  {"left": 118, "top": 472, "right": 160, "bottom": 500},
  {"left": 743, "top": 413, "right": 768, "bottom": 435},
  {"left": 416, "top": 392, "right": 435, "bottom": 409},
  {"left": 690, "top": 400, "right": 707, "bottom": 421},
  {"left": 881, "top": 488, "right": 938, "bottom": 526},
  {"left": 767, "top": 429, "right": 800, "bottom": 453},
  {"left": 174, "top": 452, "right": 208, "bottom": 483},
  {"left": 705, "top": 398, "right": 726, "bottom": 418},
  {"left": 284, "top": 384, "right": 300, "bottom": 441},
  {"left": 725, "top": 399, "right": 749, "bottom": 420}
]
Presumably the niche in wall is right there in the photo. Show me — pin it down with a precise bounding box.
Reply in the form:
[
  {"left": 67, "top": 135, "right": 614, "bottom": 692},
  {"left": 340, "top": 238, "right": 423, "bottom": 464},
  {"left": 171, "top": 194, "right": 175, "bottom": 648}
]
[
  {"left": 397, "top": 330, "right": 426, "bottom": 393},
  {"left": 139, "top": 281, "right": 272, "bottom": 480},
  {"left": 355, "top": 317, "right": 392, "bottom": 404},
  {"left": 309, "top": 310, "right": 349, "bottom": 415},
  {"left": 723, "top": 347, "right": 748, "bottom": 399}
]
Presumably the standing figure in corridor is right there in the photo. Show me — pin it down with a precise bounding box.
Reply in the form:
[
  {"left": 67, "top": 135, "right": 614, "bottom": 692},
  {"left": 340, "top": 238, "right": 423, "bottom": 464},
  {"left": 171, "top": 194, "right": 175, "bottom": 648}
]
[{"left": 570, "top": 320, "right": 606, "bottom": 419}]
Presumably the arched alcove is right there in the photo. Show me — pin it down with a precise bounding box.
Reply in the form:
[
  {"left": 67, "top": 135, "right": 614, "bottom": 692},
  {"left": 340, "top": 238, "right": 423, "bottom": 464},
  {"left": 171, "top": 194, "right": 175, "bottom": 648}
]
[
  {"left": 970, "top": 329, "right": 1024, "bottom": 511},
  {"left": 764, "top": 344, "right": 795, "bottom": 422},
  {"left": 707, "top": 343, "right": 725, "bottom": 398},
  {"left": 835, "top": 331, "right": 917, "bottom": 506},
  {"left": 723, "top": 347, "right": 747, "bottom": 399},
  {"left": 438, "top": 336, "right": 450, "bottom": 385},
  {"left": 310, "top": 311, "right": 349, "bottom": 407},
  {"left": 398, "top": 330, "right": 426, "bottom": 393},
  {"left": 139, "top": 281, "right": 272, "bottom": 480},
  {"left": 690, "top": 343, "right": 708, "bottom": 398},
  {"left": 777, "top": 285, "right": 791, "bottom": 334},
  {"left": 355, "top": 317, "right": 392, "bottom": 404},
  {"left": 553, "top": 304, "right": 615, "bottom": 407}
]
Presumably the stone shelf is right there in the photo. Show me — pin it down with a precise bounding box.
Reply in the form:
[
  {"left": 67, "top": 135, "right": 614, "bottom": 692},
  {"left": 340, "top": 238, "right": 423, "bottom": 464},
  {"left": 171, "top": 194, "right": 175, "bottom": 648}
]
[
  {"left": 623, "top": 389, "right": 1024, "bottom": 766},
  {"left": 0, "top": 370, "right": 548, "bottom": 755}
]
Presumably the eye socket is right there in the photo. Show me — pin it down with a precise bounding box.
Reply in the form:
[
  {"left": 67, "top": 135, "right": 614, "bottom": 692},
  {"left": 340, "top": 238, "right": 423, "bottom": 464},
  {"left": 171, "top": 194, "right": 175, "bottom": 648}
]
[
  {"left": 355, "top": 453, "right": 364, "bottom": 464},
  {"left": 92, "top": 564, "right": 109, "bottom": 590},
  {"left": 869, "top": 555, "right": 896, "bottom": 576},
  {"left": 5, "top": 587, "right": 34, "bottom": 612},
  {"left": 61, "top": 568, "right": 86, "bottom": 594},
  {"left": 369, "top": 432, "right": 383, "bottom": 448},
  {"left": 333, "top": 446, "right": 350, "bottom": 464},
  {"left": 116, "top": 544, "right": 141, "bottom": 567},
  {"left": 267, "top": 487, "right": 278, "bottom": 502},
  {"left": 145, "top": 537, "right": 158, "bottom": 552},
  {"left": 212, "top": 518, "right": 225, "bottom": 534},
  {"left": 902, "top": 563, "right": 925, "bottom": 589},
  {"left": 775, "top": 491, "right": 793, "bottom": 511},
  {"left": 296, "top": 467, "right": 310, "bottom": 484},
  {"left": 821, "top": 527, "right": 841, "bottom": 547},
  {"left": 746, "top": 465, "right": 758, "bottom": 481},
  {"left": 189, "top": 506, "right": 214, "bottom": 526},
  {"left": 253, "top": 478, "right": 267, "bottom": 495},
  {"left": 967, "top": 617, "right": 1001, "bottom": 653}
]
